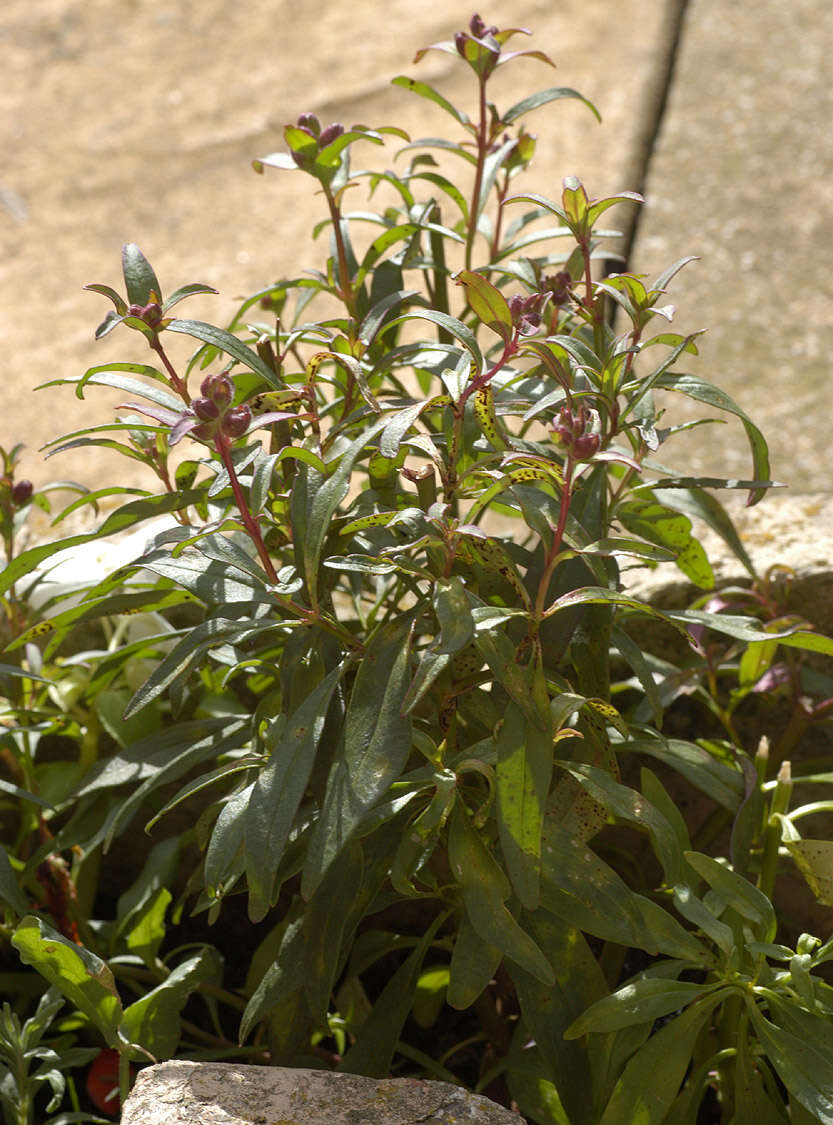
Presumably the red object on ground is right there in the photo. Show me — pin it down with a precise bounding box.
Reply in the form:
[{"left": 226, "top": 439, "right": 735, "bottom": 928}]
[{"left": 86, "top": 1049, "right": 121, "bottom": 1115}]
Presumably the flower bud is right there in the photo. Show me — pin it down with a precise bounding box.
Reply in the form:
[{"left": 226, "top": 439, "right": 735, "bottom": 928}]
[
  {"left": 571, "top": 432, "right": 600, "bottom": 461},
  {"left": 127, "top": 303, "right": 145, "bottom": 318},
  {"left": 221, "top": 404, "right": 252, "bottom": 438},
  {"left": 191, "top": 397, "right": 220, "bottom": 422},
  {"left": 140, "top": 302, "right": 163, "bottom": 328},
  {"left": 317, "top": 122, "right": 345, "bottom": 149},
  {"left": 200, "top": 373, "right": 233, "bottom": 406},
  {"left": 297, "top": 112, "right": 321, "bottom": 137},
  {"left": 454, "top": 31, "right": 469, "bottom": 57},
  {"left": 11, "top": 480, "right": 33, "bottom": 506}
]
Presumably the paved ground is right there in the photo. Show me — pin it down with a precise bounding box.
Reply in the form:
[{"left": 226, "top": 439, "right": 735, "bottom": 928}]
[{"left": 2, "top": 0, "right": 830, "bottom": 509}]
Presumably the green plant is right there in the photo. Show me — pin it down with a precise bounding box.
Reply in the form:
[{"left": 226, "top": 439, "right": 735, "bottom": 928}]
[{"left": 3, "top": 14, "right": 833, "bottom": 1123}]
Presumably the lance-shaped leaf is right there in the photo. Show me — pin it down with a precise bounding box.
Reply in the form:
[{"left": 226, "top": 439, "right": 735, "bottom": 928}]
[
  {"left": 12, "top": 917, "right": 123, "bottom": 1048},
  {"left": 246, "top": 666, "right": 345, "bottom": 922},
  {"left": 302, "top": 618, "right": 413, "bottom": 896},
  {"left": 496, "top": 702, "right": 553, "bottom": 909},
  {"left": 121, "top": 243, "right": 161, "bottom": 306},
  {"left": 455, "top": 270, "right": 514, "bottom": 342},
  {"left": 120, "top": 948, "right": 219, "bottom": 1060},
  {"left": 449, "top": 802, "right": 554, "bottom": 984},
  {"left": 598, "top": 993, "right": 726, "bottom": 1125}
]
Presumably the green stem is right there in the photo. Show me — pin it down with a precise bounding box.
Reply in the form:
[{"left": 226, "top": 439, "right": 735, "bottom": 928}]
[
  {"left": 119, "top": 1049, "right": 132, "bottom": 1112},
  {"left": 759, "top": 760, "right": 792, "bottom": 901},
  {"left": 465, "top": 77, "right": 489, "bottom": 271},
  {"left": 324, "top": 186, "right": 356, "bottom": 322}
]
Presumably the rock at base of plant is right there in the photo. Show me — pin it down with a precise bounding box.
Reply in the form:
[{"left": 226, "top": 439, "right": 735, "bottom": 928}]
[{"left": 120, "top": 1061, "right": 523, "bottom": 1125}]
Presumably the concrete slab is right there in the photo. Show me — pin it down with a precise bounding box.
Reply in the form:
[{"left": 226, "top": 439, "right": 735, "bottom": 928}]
[
  {"left": 1, "top": 0, "right": 679, "bottom": 493},
  {"left": 629, "top": 0, "right": 833, "bottom": 494}
]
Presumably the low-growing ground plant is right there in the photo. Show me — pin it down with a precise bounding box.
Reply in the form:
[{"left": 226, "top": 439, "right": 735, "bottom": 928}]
[{"left": 2, "top": 15, "right": 833, "bottom": 1123}]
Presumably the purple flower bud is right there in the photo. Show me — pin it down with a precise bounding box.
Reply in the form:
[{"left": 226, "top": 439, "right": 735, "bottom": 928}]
[
  {"left": 318, "top": 122, "right": 345, "bottom": 148},
  {"left": 297, "top": 112, "right": 321, "bottom": 137},
  {"left": 11, "top": 480, "right": 33, "bottom": 506},
  {"left": 454, "top": 31, "right": 469, "bottom": 57},
  {"left": 200, "top": 373, "right": 233, "bottom": 406},
  {"left": 192, "top": 397, "right": 220, "bottom": 422},
  {"left": 140, "top": 302, "right": 163, "bottom": 328},
  {"left": 126, "top": 303, "right": 145, "bottom": 318},
  {"left": 469, "top": 13, "right": 486, "bottom": 36},
  {"left": 571, "top": 432, "right": 600, "bottom": 461},
  {"left": 221, "top": 404, "right": 252, "bottom": 438}
]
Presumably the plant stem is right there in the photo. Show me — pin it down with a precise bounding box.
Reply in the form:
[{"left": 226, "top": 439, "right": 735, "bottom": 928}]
[
  {"left": 535, "top": 456, "right": 575, "bottom": 620},
  {"left": 151, "top": 339, "right": 190, "bottom": 403},
  {"left": 465, "top": 76, "right": 489, "bottom": 271},
  {"left": 215, "top": 437, "right": 279, "bottom": 584},
  {"left": 324, "top": 186, "right": 356, "bottom": 322},
  {"left": 759, "top": 760, "right": 792, "bottom": 901}
]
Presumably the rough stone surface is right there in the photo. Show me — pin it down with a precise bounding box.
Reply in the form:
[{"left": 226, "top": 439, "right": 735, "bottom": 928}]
[
  {"left": 630, "top": 0, "right": 833, "bottom": 492},
  {"left": 119, "top": 1062, "right": 523, "bottom": 1125},
  {"left": 2, "top": 0, "right": 678, "bottom": 492},
  {"left": 624, "top": 491, "right": 833, "bottom": 635}
]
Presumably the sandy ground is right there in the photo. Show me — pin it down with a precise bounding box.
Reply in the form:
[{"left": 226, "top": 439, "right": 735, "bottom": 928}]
[{"left": 2, "top": 0, "right": 676, "bottom": 505}]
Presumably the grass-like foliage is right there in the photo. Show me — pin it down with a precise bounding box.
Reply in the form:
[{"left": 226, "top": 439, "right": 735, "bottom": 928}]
[{"left": 2, "top": 15, "right": 833, "bottom": 1123}]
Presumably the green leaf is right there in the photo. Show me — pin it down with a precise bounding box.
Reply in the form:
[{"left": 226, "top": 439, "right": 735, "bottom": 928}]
[
  {"left": 651, "top": 485, "right": 755, "bottom": 577},
  {"left": 496, "top": 702, "right": 552, "bottom": 909},
  {"left": 599, "top": 994, "right": 725, "bottom": 1125},
  {"left": 433, "top": 576, "right": 474, "bottom": 654},
  {"left": 165, "top": 319, "right": 282, "bottom": 388},
  {"left": 447, "top": 913, "right": 501, "bottom": 1009},
  {"left": 626, "top": 735, "right": 743, "bottom": 811},
  {"left": 302, "top": 618, "right": 413, "bottom": 895},
  {"left": 748, "top": 1003, "right": 833, "bottom": 1124},
  {"left": 295, "top": 416, "right": 388, "bottom": 606},
  {"left": 616, "top": 497, "right": 713, "bottom": 589},
  {"left": 385, "top": 309, "right": 483, "bottom": 371},
  {"left": 557, "top": 762, "right": 683, "bottom": 886},
  {"left": 540, "top": 822, "right": 711, "bottom": 963},
  {"left": 654, "top": 373, "right": 772, "bottom": 505},
  {"left": 510, "top": 911, "right": 608, "bottom": 1125},
  {"left": 684, "top": 851, "right": 776, "bottom": 939},
  {"left": 121, "top": 949, "right": 219, "bottom": 1060},
  {"left": 302, "top": 841, "right": 365, "bottom": 1022},
  {"left": 449, "top": 802, "right": 554, "bottom": 984},
  {"left": 503, "top": 86, "right": 601, "bottom": 124},
  {"left": 239, "top": 915, "right": 306, "bottom": 1044},
  {"left": 122, "top": 243, "right": 161, "bottom": 306},
  {"left": 123, "top": 887, "right": 171, "bottom": 969},
  {"left": 245, "top": 666, "right": 345, "bottom": 922},
  {"left": 391, "top": 76, "right": 471, "bottom": 125},
  {"left": 734, "top": 1031, "right": 791, "bottom": 1125},
  {"left": 338, "top": 912, "right": 446, "bottom": 1077},
  {"left": 12, "top": 917, "right": 123, "bottom": 1048},
  {"left": 784, "top": 840, "right": 833, "bottom": 906},
  {"left": 565, "top": 979, "right": 720, "bottom": 1038},
  {"left": 0, "top": 846, "right": 31, "bottom": 916},
  {"left": 455, "top": 269, "right": 514, "bottom": 342}
]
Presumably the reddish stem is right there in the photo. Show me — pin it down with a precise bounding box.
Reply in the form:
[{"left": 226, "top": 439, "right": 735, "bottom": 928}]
[{"left": 215, "top": 436, "right": 279, "bottom": 584}]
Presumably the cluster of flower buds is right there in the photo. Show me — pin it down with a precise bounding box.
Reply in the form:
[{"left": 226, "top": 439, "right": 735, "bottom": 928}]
[
  {"left": 507, "top": 290, "right": 550, "bottom": 336},
  {"left": 454, "top": 14, "right": 501, "bottom": 79},
  {"left": 125, "top": 300, "right": 165, "bottom": 331},
  {"left": 289, "top": 113, "right": 345, "bottom": 169},
  {"left": 190, "top": 373, "right": 251, "bottom": 443},
  {"left": 540, "top": 270, "right": 573, "bottom": 309},
  {"left": 551, "top": 403, "right": 600, "bottom": 461}
]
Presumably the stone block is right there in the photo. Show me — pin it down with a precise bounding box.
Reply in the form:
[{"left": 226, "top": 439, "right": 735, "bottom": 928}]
[{"left": 120, "top": 1061, "right": 523, "bottom": 1125}]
